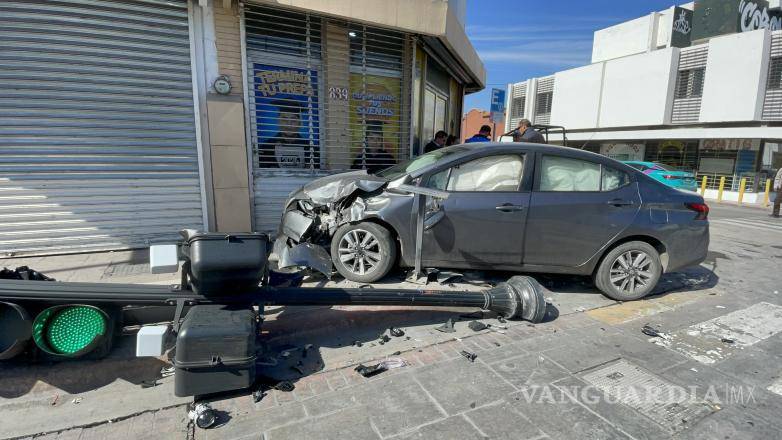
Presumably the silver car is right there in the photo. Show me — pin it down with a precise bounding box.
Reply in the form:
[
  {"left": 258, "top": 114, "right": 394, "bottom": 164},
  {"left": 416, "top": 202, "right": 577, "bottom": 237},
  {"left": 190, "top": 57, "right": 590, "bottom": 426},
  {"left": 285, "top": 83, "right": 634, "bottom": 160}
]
[{"left": 274, "top": 143, "right": 710, "bottom": 301}]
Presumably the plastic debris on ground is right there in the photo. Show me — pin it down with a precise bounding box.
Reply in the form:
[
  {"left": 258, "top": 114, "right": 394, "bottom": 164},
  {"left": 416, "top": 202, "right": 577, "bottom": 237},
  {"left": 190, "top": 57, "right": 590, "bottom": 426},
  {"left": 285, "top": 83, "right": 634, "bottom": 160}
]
[
  {"left": 721, "top": 338, "right": 735, "bottom": 344},
  {"left": 354, "top": 357, "right": 409, "bottom": 377},
  {"left": 459, "top": 350, "right": 477, "bottom": 362},
  {"left": 435, "top": 317, "right": 456, "bottom": 333},
  {"left": 273, "top": 381, "right": 295, "bottom": 392},
  {"left": 437, "top": 271, "right": 464, "bottom": 285},
  {"left": 641, "top": 324, "right": 670, "bottom": 339},
  {"left": 189, "top": 403, "right": 217, "bottom": 429},
  {"left": 389, "top": 327, "right": 405, "bottom": 337},
  {"left": 467, "top": 321, "right": 488, "bottom": 332}
]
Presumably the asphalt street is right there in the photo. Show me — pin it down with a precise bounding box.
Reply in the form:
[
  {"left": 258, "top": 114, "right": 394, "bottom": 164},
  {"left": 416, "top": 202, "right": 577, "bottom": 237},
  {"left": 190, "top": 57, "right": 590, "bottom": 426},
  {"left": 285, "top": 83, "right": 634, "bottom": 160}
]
[{"left": 2, "top": 201, "right": 781, "bottom": 440}]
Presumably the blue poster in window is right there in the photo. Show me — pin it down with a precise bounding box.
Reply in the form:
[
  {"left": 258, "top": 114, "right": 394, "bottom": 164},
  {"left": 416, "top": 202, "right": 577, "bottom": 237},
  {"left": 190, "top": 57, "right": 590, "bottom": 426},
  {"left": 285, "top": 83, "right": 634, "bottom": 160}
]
[{"left": 252, "top": 64, "right": 320, "bottom": 169}]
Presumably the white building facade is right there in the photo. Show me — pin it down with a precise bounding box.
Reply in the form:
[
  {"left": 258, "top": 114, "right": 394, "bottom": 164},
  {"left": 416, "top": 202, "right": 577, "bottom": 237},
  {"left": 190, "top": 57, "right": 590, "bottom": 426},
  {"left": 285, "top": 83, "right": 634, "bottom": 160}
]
[{"left": 505, "top": 0, "right": 782, "bottom": 201}]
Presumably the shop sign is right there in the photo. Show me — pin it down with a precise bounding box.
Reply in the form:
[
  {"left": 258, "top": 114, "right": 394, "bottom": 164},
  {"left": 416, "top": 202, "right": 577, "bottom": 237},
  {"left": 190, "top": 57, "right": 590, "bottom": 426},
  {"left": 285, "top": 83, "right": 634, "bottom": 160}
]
[
  {"left": 349, "top": 74, "right": 402, "bottom": 162},
  {"left": 701, "top": 139, "right": 758, "bottom": 150},
  {"left": 692, "top": 0, "right": 782, "bottom": 41},
  {"left": 252, "top": 64, "right": 320, "bottom": 169},
  {"left": 671, "top": 6, "right": 694, "bottom": 48},
  {"left": 600, "top": 143, "right": 645, "bottom": 161}
]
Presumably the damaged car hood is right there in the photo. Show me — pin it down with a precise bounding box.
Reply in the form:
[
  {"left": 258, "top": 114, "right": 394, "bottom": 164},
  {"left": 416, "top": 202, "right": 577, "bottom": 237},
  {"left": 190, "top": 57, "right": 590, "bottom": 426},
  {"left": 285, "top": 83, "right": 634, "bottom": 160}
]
[{"left": 291, "top": 171, "right": 388, "bottom": 206}]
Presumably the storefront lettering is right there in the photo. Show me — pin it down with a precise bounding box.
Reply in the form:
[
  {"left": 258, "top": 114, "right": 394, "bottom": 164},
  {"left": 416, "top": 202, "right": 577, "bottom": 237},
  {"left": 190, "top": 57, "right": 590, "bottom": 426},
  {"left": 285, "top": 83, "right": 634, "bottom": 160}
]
[
  {"left": 254, "top": 69, "right": 315, "bottom": 98},
  {"left": 739, "top": 0, "right": 782, "bottom": 32},
  {"left": 352, "top": 91, "right": 397, "bottom": 117},
  {"left": 702, "top": 138, "right": 756, "bottom": 150}
]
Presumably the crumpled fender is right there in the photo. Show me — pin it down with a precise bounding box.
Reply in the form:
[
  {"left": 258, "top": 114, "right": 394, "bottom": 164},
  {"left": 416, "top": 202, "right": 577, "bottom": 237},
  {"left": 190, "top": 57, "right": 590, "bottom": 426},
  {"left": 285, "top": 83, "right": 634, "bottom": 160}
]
[
  {"left": 287, "top": 171, "right": 388, "bottom": 207},
  {"left": 272, "top": 237, "right": 333, "bottom": 278}
]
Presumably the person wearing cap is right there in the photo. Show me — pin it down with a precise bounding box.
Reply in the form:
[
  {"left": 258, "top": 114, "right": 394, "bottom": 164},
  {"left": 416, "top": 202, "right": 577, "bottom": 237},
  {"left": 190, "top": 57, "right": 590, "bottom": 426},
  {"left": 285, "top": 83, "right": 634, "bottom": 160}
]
[
  {"left": 259, "top": 99, "right": 317, "bottom": 168},
  {"left": 424, "top": 130, "right": 448, "bottom": 153},
  {"left": 352, "top": 123, "right": 395, "bottom": 174},
  {"left": 512, "top": 119, "right": 545, "bottom": 144},
  {"left": 465, "top": 125, "right": 492, "bottom": 143}
]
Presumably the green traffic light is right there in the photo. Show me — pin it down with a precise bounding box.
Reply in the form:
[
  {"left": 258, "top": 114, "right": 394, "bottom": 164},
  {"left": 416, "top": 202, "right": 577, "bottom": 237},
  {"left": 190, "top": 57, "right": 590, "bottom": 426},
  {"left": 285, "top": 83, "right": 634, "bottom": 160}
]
[{"left": 32, "top": 305, "right": 108, "bottom": 356}]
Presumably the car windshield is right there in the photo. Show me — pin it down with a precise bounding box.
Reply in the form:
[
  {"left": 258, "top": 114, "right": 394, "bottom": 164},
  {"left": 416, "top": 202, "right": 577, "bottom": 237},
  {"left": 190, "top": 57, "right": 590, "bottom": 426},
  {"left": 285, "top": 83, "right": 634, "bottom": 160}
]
[{"left": 375, "top": 146, "right": 470, "bottom": 180}]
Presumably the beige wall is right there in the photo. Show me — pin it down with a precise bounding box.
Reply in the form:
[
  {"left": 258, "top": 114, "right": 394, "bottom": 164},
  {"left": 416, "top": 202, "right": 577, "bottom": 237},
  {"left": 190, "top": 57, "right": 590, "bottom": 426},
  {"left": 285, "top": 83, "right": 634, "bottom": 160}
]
[
  {"left": 207, "top": 96, "right": 252, "bottom": 232},
  {"left": 214, "top": 2, "right": 244, "bottom": 96}
]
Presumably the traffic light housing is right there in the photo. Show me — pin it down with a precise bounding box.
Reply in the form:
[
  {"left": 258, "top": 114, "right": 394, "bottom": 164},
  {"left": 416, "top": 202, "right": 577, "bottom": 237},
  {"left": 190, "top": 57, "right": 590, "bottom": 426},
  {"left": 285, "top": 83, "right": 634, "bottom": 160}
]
[{"left": 32, "top": 305, "right": 112, "bottom": 358}]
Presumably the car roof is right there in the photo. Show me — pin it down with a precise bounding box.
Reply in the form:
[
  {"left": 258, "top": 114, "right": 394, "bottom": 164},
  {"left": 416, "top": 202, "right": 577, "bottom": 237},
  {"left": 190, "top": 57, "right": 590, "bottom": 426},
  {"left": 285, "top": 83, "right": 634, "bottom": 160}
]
[{"left": 408, "top": 142, "right": 636, "bottom": 178}]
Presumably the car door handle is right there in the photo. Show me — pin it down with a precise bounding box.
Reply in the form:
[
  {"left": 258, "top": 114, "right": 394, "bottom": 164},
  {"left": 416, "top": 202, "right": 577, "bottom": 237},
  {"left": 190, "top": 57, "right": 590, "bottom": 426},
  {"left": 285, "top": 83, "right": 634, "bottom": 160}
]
[
  {"left": 495, "top": 204, "right": 526, "bottom": 212},
  {"left": 607, "top": 199, "right": 634, "bottom": 207}
]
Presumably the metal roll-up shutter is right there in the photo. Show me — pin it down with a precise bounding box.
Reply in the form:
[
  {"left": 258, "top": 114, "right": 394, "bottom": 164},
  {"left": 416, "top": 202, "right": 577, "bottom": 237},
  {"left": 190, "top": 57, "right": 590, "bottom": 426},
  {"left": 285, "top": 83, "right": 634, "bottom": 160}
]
[
  {"left": 671, "top": 44, "right": 708, "bottom": 124},
  {"left": 0, "top": 0, "right": 203, "bottom": 257},
  {"left": 762, "top": 31, "right": 782, "bottom": 120},
  {"left": 244, "top": 3, "right": 411, "bottom": 233}
]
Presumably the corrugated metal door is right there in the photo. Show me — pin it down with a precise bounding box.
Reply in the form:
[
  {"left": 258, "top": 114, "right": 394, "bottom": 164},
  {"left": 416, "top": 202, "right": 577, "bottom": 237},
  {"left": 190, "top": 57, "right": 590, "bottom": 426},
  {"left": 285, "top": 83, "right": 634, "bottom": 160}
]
[
  {"left": 0, "top": 0, "right": 204, "bottom": 256},
  {"left": 244, "top": 3, "right": 411, "bottom": 234}
]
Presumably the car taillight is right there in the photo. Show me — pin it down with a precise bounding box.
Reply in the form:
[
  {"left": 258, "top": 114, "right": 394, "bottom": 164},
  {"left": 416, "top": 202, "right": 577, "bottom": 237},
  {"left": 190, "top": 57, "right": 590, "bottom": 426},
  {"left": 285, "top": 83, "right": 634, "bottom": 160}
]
[
  {"left": 686, "top": 202, "right": 709, "bottom": 220},
  {"left": 663, "top": 175, "right": 675, "bottom": 180}
]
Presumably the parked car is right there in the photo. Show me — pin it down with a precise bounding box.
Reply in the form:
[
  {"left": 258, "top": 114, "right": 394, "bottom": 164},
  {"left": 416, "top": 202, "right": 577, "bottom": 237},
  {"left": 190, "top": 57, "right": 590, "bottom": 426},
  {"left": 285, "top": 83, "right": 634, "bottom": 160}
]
[
  {"left": 274, "top": 143, "right": 710, "bottom": 301},
  {"left": 623, "top": 161, "right": 698, "bottom": 192}
]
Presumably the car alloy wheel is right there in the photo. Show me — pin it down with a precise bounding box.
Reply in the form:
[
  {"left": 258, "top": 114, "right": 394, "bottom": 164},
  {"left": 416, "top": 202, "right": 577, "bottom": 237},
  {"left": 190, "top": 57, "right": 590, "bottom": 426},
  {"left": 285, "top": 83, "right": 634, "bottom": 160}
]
[
  {"left": 337, "top": 229, "right": 382, "bottom": 276},
  {"left": 609, "top": 250, "right": 654, "bottom": 295}
]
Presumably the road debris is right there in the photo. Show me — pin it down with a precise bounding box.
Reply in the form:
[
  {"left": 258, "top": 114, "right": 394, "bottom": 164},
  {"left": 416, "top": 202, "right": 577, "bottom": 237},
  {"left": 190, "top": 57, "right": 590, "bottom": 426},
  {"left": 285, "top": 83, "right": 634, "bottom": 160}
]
[
  {"left": 437, "top": 271, "right": 464, "bottom": 285},
  {"left": 435, "top": 318, "right": 456, "bottom": 333},
  {"left": 354, "top": 358, "right": 408, "bottom": 377},
  {"left": 459, "top": 350, "right": 478, "bottom": 362},
  {"left": 721, "top": 338, "right": 735, "bottom": 344},
  {"left": 252, "top": 390, "right": 266, "bottom": 403},
  {"left": 273, "top": 381, "right": 295, "bottom": 392},
  {"left": 642, "top": 324, "right": 670, "bottom": 339},
  {"left": 189, "top": 403, "right": 217, "bottom": 429},
  {"left": 71, "top": 397, "right": 82, "bottom": 405},
  {"left": 389, "top": 327, "right": 405, "bottom": 337},
  {"left": 468, "top": 321, "right": 488, "bottom": 331}
]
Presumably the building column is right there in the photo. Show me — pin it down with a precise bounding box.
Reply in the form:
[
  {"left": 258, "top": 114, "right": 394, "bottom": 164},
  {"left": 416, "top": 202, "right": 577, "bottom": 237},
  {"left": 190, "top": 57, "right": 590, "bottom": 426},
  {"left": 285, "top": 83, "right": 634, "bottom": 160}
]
[{"left": 207, "top": 0, "right": 252, "bottom": 232}]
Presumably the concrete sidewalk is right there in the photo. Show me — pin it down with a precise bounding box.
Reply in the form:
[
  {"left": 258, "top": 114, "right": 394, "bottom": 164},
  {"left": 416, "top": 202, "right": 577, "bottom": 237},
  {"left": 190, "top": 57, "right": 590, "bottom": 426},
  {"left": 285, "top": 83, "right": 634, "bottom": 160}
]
[{"left": 4, "top": 205, "right": 782, "bottom": 439}]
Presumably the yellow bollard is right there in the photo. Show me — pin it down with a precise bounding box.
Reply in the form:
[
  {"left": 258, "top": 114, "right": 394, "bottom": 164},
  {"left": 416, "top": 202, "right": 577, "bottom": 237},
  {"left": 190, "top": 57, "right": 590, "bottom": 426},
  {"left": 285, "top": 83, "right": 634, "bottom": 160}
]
[
  {"left": 717, "top": 176, "right": 726, "bottom": 202},
  {"left": 764, "top": 179, "right": 772, "bottom": 207},
  {"left": 738, "top": 178, "right": 747, "bottom": 204},
  {"left": 700, "top": 175, "right": 708, "bottom": 196}
]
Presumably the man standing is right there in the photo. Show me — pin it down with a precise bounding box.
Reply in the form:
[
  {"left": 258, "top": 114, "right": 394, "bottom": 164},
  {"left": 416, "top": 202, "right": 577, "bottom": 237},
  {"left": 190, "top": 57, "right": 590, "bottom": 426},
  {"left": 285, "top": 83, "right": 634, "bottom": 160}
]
[
  {"left": 513, "top": 119, "right": 545, "bottom": 144},
  {"left": 465, "top": 125, "right": 492, "bottom": 143},
  {"left": 352, "top": 122, "right": 395, "bottom": 174},
  {"left": 424, "top": 130, "right": 447, "bottom": 153},
  {"left": 258, "top": 100, "right": 316, "bottom": 168},
  {"left": 773, "top": 166, "right": 782, "bottom": 217}
]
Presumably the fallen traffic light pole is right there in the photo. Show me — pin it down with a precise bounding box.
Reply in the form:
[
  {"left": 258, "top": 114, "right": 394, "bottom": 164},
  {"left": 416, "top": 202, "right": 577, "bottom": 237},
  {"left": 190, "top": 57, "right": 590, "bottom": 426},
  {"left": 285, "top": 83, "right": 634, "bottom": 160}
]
[{"left": 0, "top": 231, "right": 547, "bottom": 398}]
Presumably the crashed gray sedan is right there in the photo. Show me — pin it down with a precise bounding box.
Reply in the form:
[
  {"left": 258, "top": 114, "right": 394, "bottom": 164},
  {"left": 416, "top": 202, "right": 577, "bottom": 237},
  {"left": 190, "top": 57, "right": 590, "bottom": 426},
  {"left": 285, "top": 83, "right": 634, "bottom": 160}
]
[{"left": 273, "top": 143, "right": 710, "bottom": 301}]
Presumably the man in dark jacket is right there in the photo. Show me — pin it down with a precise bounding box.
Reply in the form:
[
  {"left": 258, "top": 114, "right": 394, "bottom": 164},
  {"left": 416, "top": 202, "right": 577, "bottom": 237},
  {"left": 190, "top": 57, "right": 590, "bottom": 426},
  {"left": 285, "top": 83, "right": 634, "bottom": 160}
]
[
  {"left": 424, "top": 130, "right": 447, "bottom": 153},
  {"left": 513, "top": 119, "right": 545, "bottom": 144},
  {"left": 465, "top": 125, "right": 491, "bottom": 143},
  {"left": 352, "top": 123, "right": 395, "bottom": 174}
]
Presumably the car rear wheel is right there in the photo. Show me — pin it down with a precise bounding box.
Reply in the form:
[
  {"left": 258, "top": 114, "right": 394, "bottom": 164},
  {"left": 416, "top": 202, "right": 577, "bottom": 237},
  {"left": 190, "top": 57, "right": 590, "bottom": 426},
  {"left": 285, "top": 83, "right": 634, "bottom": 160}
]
[
  {"left": 595, "top": 241, "right": 661, "bottom": 301},
  {"left": 331, "top": 222, "right": 397, "bottom": 283}
]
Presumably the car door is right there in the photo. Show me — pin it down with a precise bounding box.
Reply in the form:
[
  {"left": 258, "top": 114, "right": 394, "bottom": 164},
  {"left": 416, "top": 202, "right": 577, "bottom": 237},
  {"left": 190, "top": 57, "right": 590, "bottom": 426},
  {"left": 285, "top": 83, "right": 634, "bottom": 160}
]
[
  {"left": 419, "top": 152, "right": 531, "bottom": 267},
  {"left": 523, "top": 153, "right": 640, "bottom": 268}
]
